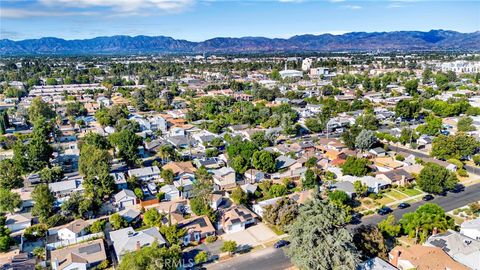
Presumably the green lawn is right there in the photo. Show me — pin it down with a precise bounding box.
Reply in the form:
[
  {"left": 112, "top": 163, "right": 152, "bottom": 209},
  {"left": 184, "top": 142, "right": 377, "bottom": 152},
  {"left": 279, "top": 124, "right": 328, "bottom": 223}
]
[
  {"left": 400, "top": 188, "right": 423, "bottom": 197},
  {"left": 376, "top": 196, "right": 395, "bottom": 205},
  {"left": 385, "top": 190, "right": 408, "bottom": 200}
]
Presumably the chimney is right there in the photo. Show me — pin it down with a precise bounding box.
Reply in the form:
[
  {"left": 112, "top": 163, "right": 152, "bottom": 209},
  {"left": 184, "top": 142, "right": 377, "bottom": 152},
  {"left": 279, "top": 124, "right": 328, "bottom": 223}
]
[
  {"left": 389, "top": 250, "right": 401, "bottom": 267},
  {"left": 432, "top": 227, "right": 438, "bottom": 236},
  {"left": 136, "top": 241, "right": 141, "bottom": 251}
]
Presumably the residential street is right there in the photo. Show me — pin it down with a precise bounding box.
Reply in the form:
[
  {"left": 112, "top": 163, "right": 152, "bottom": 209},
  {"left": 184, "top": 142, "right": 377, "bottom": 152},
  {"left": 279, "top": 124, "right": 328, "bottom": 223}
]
[
  {"left": 350, "top": 181, "right": 480, "bottom": 229},
  {"left": 206, "top": 247, "right": 292, "bottom": 270}
]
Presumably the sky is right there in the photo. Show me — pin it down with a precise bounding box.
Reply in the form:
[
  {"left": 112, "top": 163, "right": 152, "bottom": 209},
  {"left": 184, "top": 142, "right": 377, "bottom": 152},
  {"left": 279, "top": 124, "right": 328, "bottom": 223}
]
[{"left": 1, "top": 0, "right": 479, "bottom": 41}]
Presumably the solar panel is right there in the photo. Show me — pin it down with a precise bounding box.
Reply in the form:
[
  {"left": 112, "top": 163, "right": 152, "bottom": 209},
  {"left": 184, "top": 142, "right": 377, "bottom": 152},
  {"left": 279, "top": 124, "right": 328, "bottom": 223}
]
[{"left": 78, "top": 243, "right": 102, "bottom": 255}]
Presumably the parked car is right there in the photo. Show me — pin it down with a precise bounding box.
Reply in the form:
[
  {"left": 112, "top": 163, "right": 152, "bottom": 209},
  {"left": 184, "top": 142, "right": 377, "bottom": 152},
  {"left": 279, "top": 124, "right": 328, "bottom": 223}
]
[
  {"left": 142, "top": 186, "right": 150, "bottom": 196},
  {"left": 398, "top": 203, "right": 410, "bottom": 209},
  {"left": 274, "top": 240, "right": 290, "bottom": 249},
  {"left": 422, "top": 194, "right": 434, "bottom": 201},
  {"left": 378, "top": 207, "right": 392, "bottom": 215},
  {"left": 451, "top": 184, "right": 465, "bottom": 193},
  {"left": 350, "top": 213, "right": 363, "bottom": 224}
]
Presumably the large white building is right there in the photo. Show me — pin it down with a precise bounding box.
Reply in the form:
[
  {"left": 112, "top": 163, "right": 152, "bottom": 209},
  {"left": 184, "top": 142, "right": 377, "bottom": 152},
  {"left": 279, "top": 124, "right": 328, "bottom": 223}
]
[{"left": 440, "top": 61, "right": 480, "bottom": 74}]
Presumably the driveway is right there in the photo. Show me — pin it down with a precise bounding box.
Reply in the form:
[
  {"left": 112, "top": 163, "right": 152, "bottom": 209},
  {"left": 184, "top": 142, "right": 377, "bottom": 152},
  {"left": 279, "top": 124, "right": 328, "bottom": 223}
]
[{"left": 221, "top": 223, "right": 279, "bottom": 248}]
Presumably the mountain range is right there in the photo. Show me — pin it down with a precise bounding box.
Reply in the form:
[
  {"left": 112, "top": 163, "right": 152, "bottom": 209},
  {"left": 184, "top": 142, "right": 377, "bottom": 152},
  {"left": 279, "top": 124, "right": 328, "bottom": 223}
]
[{"left": 1, "top": 30, "right": 479, "bottom": 55}]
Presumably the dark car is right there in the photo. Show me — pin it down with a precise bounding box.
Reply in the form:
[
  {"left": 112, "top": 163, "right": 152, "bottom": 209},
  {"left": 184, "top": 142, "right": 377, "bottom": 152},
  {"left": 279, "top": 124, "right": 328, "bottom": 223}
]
[
  {"left": 422, "top": 194, "right": 434, "bottom": 201},
  {"left": 378, "top": 207, "right": 392, "bottom": 215},
  {"left": 274, "top": 240, "right": 290, "bottom": 249},
  {"left": 451, "top": 184, "right": 465, "bottom": 193},
  {"left": 398, "top": 203, "right": 410, "bottom": 209},
  {"left": 350, "top": 213, "right": 363, "bottom": 224}
]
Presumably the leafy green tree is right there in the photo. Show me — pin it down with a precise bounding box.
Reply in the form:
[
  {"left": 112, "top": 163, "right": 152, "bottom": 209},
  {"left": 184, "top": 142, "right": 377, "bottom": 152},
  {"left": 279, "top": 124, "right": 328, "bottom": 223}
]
[
  {"left": 378, "top": 215, "right": 401, "bottom": 237},
  {"left": 39, "top": 166, "right": 63, "bottom": 183},
  {"left": 65, "top": 102, "right": 87, "bottom": 117},
  {"left": 355, "top": 130, "right": 377, "bottom": 151},
  {"left": 417, "top": 162, "right": 458, "bottom": 194},
  {"left": 230, "top": 155, "right": 248, "bottom": 174},
  {"left": 457, "top": 116, "right": 475, "bottom": 132},
  {"left": 399, "top": 203, "right": 454, "bottom": 243},
  {"left": 0, "top": 188, "right": 22, "bottom": 214},
  {"left": 221, "top": 240, "right": 238, "bottom": 255},
  {"left": 194, "top": 251, "right": 208, "bottom": 264},
  {"left": 417, "top": 114, "right": 442, "bottom": 136},
  {"left": 0, "top": 214, "right": 13, "bottom": 252},
  {"left": 161, "top": 169, "right": 174, "bottom": 184},
  {"left": 79, "top": 144, "right": 111, "bottom": 177},
  {"left": 251, "top": 150, "right": 276, "bottom": 173},
  {"left": 399, "top": 128, "right": 418, "bottom": 145},
  {"left": 110, "top": 213, "right": 127, "bottom": 230},
  {"left": 31, "top": 184, "right": 55, "bottom": 223},
  {"left": 89, "top": 219, "right": 106, "bottom": 233},
  {"left": 250, "top": 131, "right": 272, "bottom": 148},
  {"left": 473, "top": 154, "right": 480, "bottom": 166},
  {"left": 353, "top": 225, "right": 388, "bottom": 260},
  {"left": 159, "top": 225, "right": 186, "bottom": 246},
  {"left": 109, "top": 129, "right": 143, "bottom": 166},
  {"left": 28, "top": 97, "right": 55, "bottom": 122},
  {"left": 395, "top": 99, "right": 420, "bottom": 119},
  {"left": 353, "top": 181, "right": 368, "bottom": 197},
  {"left": 404, "top": 79, "right": 419, "bottom": 96},
  {"left": 301, "top": 169, "right": 317, "bottom": 189},
  {"left": 262, "top": 197, "right": 298, "bottom": 230},
  {"left": 0, "top": 159, "right": 23, "bottom": 189},
  {"left": 269, "top": 184, "right": 287, "bottom": 197},
  {"left": 431, "top": 134, "right": 479, "bottom": 160},
  {"left": 81, "top": 132, "right": 110, "bottom": 150},
  {"left": 305, "top": 157, "right": 318, "bottom": 168},
  {"left": 355, "top": 113, "right": 379, "bottom": 131},
  {"left": 341, "top": 156, "right": 371, "bottom": 177},
  {"left": 143, "top": 208, "right": 162, "bottom": 227},
  {"left": 230, "top": 186, "right": 248, "bottom": 205},
  {"left": 118, "top": 242, "right": 181, "bottom": 270},
  {"left": 328, "top": 190, "right": 350, "bottom": 206},
  {"left": 286, "top": 194, "right": 359, "bottom": 270}
]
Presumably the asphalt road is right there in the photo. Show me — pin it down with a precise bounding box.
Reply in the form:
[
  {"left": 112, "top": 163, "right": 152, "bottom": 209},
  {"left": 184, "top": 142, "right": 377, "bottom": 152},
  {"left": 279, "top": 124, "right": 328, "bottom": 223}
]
[
  {"left": 349, "top": 181, "right": 480, "bottom": 229},
  {"left": 206, "top": 247, "right": 291, "bottom": 270}
]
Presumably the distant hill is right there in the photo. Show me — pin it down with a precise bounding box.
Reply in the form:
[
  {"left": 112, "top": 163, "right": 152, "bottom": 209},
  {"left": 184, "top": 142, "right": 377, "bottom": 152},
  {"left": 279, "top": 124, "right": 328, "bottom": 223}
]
[{"left": 1, "top": 30, "right": 479, "bottom": 55}]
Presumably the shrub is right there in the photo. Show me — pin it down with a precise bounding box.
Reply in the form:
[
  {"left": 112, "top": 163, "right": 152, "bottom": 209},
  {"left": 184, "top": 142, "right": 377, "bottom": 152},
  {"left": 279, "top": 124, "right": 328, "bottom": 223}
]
[
  {"left": 205, "top": 235, "right": 217, "bottom": 243},
  {"left": 457, "top": 169, "right": 469, "bottom": 177}
]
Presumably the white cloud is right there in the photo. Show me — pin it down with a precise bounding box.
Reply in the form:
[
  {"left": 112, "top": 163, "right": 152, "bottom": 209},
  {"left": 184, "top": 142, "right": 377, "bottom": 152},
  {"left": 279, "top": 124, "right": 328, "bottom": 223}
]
[
  {"left": 342, "top": 4, "right": 362, "bottom": 10},
  {"left": 278, "top": 0, "right": 304, "bottom": 3},
  {"left": 40, "top": 0, "right": 195, "bottom": 13},
  {"left": 329, "top": 0, "right": 346, "bottom": 2},
  {"left": 0, "top": 8, "right": 97, "bottom": 18}
]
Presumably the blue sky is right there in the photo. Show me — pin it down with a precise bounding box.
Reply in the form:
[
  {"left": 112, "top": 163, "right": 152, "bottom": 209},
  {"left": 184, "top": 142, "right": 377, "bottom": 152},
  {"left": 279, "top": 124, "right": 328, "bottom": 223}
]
[{"left": 1, "top": 0, "right": 479, "bottom": 41}]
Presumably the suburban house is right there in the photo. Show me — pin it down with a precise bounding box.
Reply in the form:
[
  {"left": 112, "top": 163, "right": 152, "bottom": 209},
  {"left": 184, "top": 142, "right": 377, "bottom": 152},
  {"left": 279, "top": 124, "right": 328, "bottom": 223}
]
[
  {"left": 388, "top": 245, "right": 469, "bottom": 270},
  {"left": 212, "top": 167, "right": 236, "bottom": 190},
  {"left": 5, "top": 213, "right": 32, "bottom": 233},
  {"left": 50, "top": 239, "right": 107, "bottom": 270},
  {"left": 194, "top": 157, "right": 224, "bottom": 170},
  {"left": 338, "top": 175, "right": 390, "bottom": 194},
  {"left": 244, "top": 169, "right": 266, "bottom": 183},
  {"left": 110, "top": 172, "right": 128, "bottom": 190},
  {"left": 331, "top": 181, "right": 356, "bottom": 198},
  {"left": 118, "top": 208, "right": 142, "bottom": 225},
  {"left": 460, "top": 217, "right": 480, "bottom": 240},
  {"left": 48, "top": 219, "right": 90, "bottom": 242},
  {"left": 177, "top": 215, "right": 215, "bottom": 246},
  {"left": 114, "top": 189, "right": 138, "bottom": 209},
  {"left": 109, "top": 227, "right": 167, "bottom": 261},
  {"left": 173, "top": 176, "right": 194, "bottom": 198},
  {"left": 357, "top": 257, "right": 397, "bottom": 270},
  {"left": 162, "top": 161, "right": 197, "bottom": 180},
  {"left": 127, "top": 166, "right": 160, "bottom": 182},
  {"left": 48, "top": 179, "right": 84, "bottom": 198},
  {"left": 375, "top": 169, "right": 415, "bottom": 186},
  {"left": 209, "top": 193, "right": 223, "bottom": 211},
  {"left": 222, "top": 205, "right": 257, "bottom": 234},
  {"left": 159, "top": 184, "right": 180, "bottom": 201},
  {"left": 425, "top": 229, "right": 480, "bottom": 269},
  {"left": 369, "top": 147, "right": 387, "bottom": 157}
]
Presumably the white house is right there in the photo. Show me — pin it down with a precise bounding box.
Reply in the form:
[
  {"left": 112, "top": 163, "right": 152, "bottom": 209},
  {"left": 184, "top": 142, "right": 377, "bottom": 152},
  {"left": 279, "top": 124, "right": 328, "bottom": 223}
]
[
  {"left": 48, "top": 219, "right": 90, "bottom": 241},
  {"left": 222, "top": 205, "right": 257, "bottom": 234},
  {"left": 109, "top": 227, "right": 166, "bottom": 261},
  {"left": 159, "top": 184, "right": 180, "bottom": 201},
  {"left": 114, "top": 189, "right": 138, "bottom": 209},
  {"left": 212, "top": 167, "right": 236, "bottom": 190},
  {"left": 460, "top": 218, "right": 480, "bottom": 240},
  {"left": 5, "top": 213, "right": 32, "bottom": 233},
  {"left": 127, "top": 166, "right": 160, "bottom": 182}
]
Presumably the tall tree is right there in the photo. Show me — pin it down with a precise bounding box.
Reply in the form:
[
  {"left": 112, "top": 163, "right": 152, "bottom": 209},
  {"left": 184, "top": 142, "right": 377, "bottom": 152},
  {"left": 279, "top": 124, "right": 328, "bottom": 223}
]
[
  {"left": 286, "top": 194, "right": 359, "bottom": 270},
  {"left": 31, "top": 184, "right": 55, "bottom": 223},
  {"left": 0, "top": 189, "right": 22, "bottom": 214},
  {"left": 109, "top": 129, "right": 143, "bottom": 166},
  {"left": 417, "top": 162, "right": 458, "bottom": 194},
  {"left": 28, "top": 97, "right": 55, "bottom": 122},
  {"left": 0, "top": 159, "right": 23, "bottom": 189},
  {"left": 353, "top": 225, "right": 388, "bottom": 260}
]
